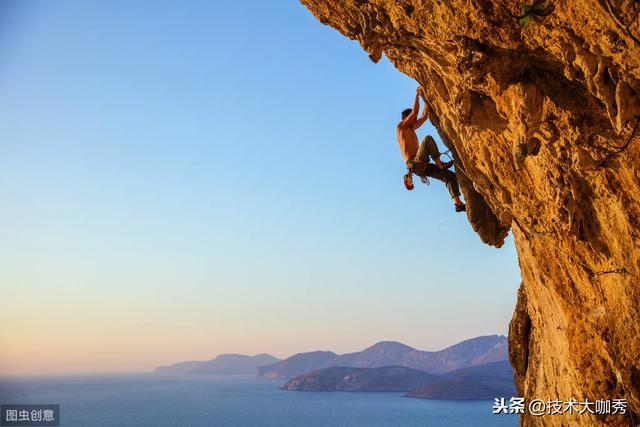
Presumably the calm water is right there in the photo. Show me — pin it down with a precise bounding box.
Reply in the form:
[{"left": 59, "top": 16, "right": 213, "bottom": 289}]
[{"left": 0, "top": 374, "right": 517, "bottom": 426}]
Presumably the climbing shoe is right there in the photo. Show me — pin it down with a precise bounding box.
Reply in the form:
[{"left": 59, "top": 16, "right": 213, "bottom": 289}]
[
  {"left": 439, "top": 160, "right": 454, "bottom": 170},
  {"left": 455, "top": 203, "right": 466, "bottom": 212}
]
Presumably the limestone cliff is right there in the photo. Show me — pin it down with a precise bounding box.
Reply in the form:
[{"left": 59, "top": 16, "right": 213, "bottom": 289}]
[{"left": 300, "top": 0, "right": 640, "bottom": 425}]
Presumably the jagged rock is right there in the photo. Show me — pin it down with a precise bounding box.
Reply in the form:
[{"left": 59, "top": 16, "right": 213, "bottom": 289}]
[
  {"left": 300, "top": 1, "right": 640, "bottom": 425},
  {"left": 508, "top": 285, "right": 530, "bottom": 398}
]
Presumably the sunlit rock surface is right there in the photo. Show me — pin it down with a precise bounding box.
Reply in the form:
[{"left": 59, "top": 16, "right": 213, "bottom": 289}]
[{"left": 300, "top": 0, "right": 640, "bottom": 424}]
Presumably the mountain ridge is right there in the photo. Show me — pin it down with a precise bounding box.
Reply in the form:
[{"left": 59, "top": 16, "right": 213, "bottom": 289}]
[
  {"left": 154, "top": 353, "right": 280, "bottom": 375},
  {"left": 256, "top": 335, "right": 507, "bottom": 379}
]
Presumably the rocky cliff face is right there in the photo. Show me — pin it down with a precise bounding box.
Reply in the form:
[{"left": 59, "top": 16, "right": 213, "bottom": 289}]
[{"left": 300, "top": 0, "right": 640, "bottom": 425}]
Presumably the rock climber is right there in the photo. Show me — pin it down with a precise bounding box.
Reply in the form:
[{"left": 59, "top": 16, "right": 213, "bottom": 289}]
[{"left": 396, "top": 87, "right": 466, "bottom": 213}]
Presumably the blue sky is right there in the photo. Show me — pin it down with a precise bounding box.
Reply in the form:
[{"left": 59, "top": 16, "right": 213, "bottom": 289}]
[{"left": 0, "top": 1, "right": 520, "bottom": 375}]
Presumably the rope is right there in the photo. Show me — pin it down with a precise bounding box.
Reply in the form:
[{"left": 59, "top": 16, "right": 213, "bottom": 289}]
[
  {"left": 598, "top": 116, "right": 640, "bottom": 166},
  {"left": 603, "top": 0, "right": 640, "bottom": 47},
  {"left": 440, "top": 148, "right": 475, "bottom": 183},
  {"left": 409, "top": 148, "right": 469, "bottom": 187}
]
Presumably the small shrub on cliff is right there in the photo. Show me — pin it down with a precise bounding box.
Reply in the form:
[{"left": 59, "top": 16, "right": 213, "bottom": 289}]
[{"left": 518, "top": 1, "right": 552, "bottom": 26}]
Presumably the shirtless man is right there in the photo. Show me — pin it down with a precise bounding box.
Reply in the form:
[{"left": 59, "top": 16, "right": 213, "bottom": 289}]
[{"left": 397, "top": 87, "right": 466, "bottom": 212}]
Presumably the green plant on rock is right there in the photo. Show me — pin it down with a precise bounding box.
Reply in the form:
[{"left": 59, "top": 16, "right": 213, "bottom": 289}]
[{"left": 518, "top": 1, "right": 552, "bottom": 26}]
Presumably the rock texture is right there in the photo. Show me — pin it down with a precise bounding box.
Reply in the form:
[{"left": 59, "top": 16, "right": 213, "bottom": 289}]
[{"left": 300, "top": 0, "right": 640, "bottom": 425}]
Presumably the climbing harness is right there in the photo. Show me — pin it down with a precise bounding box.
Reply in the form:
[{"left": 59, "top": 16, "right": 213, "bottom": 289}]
[
  {"left": 404, "top": 147, "right": 471, "bottom": 190},
  {"left": 405, "top": 161, "right": 431, "bottom": 187}
]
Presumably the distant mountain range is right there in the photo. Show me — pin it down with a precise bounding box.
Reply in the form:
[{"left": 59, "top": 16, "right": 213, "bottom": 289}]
[
  {"left": 255, "top": 351, "right": 337, "bottom": 379},
  {"left": 152, "top": 335, "right": 514, "bottom": 400},
  {"left": 154, "top": 354, "right": 280, "bottom": 375},
  {"left": 256, "top": 335, "right": 508, "bottom": 379},
  {"left": 284, "top": 361, "right": 515, "bottom": 399}
]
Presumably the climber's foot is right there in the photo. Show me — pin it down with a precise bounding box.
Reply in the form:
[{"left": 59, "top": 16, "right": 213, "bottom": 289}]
[
  {"left": 438, "top": 160, "right": 454, "bottom": 170},
  {"left": 455, "top": 203, "right": 466, "bottom": 213}
]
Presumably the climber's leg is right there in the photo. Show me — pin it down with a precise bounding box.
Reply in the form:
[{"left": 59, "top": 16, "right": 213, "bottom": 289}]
[
  {"left": 422, "top": 135, "right": 440, "bottom": 162},
  {"left": 453, "top": 195, "right": 465, "bottom": 212},
  {"left": 424, "top": 164, "right": 465, "bottom": 212},
  {"left": 419, "top": 135, "right": 452, "bottom": 170},
  {"left": 415, "top": 136, "right": 433, "bottom": 163}
]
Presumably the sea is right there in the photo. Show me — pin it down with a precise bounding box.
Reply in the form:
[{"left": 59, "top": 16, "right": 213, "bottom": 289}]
[{"left": 0, "top": 374, "right": 518, "bottom": 426}]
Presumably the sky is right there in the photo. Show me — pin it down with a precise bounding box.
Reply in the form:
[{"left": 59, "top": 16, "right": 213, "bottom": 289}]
[{"left": 0, "top": 0, "right": 521, "bottom": 376}]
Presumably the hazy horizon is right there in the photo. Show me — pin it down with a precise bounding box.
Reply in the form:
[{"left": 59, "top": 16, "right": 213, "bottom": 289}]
[
  {"left": 1, "top": 334, "right": 509, "bottom": 378},
  {"left": 0, "top": 1, "right": 520, "bottom": 376}
]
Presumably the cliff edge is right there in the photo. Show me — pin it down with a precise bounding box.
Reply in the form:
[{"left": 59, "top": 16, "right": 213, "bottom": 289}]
[{"left": 300, "top": 0, "right": 640, "bottom": 425}]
